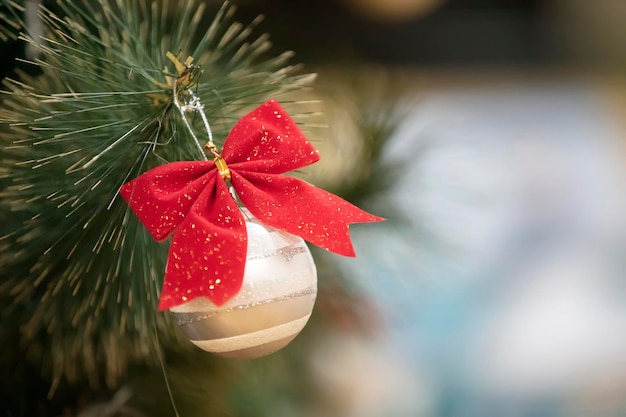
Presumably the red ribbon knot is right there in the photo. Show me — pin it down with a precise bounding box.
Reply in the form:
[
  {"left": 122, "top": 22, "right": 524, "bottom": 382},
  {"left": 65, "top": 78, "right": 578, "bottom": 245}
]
[{"left": 120, "top": 99, "right": 384, "bottom": 310}]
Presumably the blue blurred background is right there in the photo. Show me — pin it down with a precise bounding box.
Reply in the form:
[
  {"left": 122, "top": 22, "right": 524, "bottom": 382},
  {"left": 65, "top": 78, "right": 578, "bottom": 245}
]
[{"left": 333, "top": 83, "right": 626, "bottom": 416}]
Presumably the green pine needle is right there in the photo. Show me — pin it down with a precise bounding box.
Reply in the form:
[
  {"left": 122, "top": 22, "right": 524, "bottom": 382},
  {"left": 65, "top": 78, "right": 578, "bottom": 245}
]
[{"left": 0, "top": 0, "right": 314, "bottom": 390}]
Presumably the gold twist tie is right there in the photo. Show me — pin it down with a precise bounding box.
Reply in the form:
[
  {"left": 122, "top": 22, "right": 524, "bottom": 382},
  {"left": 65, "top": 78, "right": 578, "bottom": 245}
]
[
  {"left": 206, "top": 143, "right": 231, "bottom": 181},
  {"left": 214, "top": 156, "right": 231, "bottom": 181}
]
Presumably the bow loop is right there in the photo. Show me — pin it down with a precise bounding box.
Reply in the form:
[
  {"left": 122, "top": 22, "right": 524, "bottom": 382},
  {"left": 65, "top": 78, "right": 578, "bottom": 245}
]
[
  {"left": 120, "top": 161, "right": 216, "bottom": 241},
  {"left": 222, "top": 99, "right": 320, "bottom": 174}
]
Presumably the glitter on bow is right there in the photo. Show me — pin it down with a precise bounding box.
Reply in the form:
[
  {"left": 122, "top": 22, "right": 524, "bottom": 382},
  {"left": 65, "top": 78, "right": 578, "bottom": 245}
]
[{"left": 120, "top": 99, "right": 384, "bottom": 310}]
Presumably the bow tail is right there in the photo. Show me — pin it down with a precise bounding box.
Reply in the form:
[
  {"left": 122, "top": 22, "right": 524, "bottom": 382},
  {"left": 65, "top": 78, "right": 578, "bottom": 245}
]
[
  {"left": 231, "top": 172, "right": 384, "bottom": 257},
  {"left": 158, "top": 178, "right": 247, "bottom": 310}
]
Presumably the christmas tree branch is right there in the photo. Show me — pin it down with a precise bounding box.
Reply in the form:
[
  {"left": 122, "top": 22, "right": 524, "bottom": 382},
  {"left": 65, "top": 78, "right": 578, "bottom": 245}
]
[{"left": 0, "top": 0, "right": 314, "bottom": 390}]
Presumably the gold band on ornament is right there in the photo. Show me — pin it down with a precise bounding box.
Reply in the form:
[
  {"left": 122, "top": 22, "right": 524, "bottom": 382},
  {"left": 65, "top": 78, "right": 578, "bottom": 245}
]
[{"left": 170, "top": 289, "right": 316, "bottom": 340}]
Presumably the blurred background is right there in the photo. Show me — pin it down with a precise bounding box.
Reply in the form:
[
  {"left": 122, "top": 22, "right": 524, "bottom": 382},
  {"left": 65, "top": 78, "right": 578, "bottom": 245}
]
[
  {"left": 247, "top": 1, "right": 626, "bottom": 416},
  {"left": 2, "top": 0, "right": 626, "bottom": 416}
]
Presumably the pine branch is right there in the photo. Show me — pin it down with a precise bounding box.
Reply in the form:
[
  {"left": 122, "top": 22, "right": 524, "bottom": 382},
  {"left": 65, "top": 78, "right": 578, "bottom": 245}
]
[{"left": 0, "top": 0, "right": 314, "bottom": 390}]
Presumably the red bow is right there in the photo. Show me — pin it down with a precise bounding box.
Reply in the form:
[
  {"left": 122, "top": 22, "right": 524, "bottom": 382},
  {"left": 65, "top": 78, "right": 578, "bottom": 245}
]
[{"left": 120, "top": 99, "right": 384, "bottom": 310}]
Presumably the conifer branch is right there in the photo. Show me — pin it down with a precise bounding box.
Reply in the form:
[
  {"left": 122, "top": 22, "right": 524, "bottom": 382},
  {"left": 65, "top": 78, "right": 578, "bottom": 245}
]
[{"left": 0, "top": 0, "right": 314, "bottom": 389}]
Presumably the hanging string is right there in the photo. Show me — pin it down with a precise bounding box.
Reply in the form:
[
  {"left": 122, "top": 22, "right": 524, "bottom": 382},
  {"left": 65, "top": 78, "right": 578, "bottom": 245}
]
[
  {"left": 172, "top": 75, "right": 209, "bottom": 161},
  {"left": 170, "top": 57, "right": 226, "bottom": 164},
  {"left": 151, "top": 266, "right": 182, "bottom": 417},
  {"left": 172, "top": 68, "right": 232, "bottom": 183},
  {"left": 156, "top": 339, "right": 181, "bottom": 417}
]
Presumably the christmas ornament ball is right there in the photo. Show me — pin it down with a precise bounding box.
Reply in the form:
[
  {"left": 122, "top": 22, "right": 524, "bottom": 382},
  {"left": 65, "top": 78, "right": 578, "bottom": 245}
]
[{"left": 169, "top": 209, "right": 317, "bottom": 358}]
